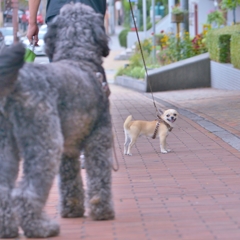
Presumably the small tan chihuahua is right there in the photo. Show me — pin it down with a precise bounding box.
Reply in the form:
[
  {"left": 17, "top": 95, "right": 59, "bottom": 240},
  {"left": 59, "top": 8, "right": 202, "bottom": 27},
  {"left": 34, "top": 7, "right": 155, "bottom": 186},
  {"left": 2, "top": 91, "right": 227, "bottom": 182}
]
[{"left": 123, "top": 109, "right": 178, "bottom": 155}]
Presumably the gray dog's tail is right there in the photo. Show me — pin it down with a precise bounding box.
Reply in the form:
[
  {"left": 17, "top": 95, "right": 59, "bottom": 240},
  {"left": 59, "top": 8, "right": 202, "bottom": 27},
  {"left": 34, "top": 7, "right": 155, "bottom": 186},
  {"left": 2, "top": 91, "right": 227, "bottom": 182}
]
[{"left": 0, "top": 43, "right": 25, "bottom": 97}]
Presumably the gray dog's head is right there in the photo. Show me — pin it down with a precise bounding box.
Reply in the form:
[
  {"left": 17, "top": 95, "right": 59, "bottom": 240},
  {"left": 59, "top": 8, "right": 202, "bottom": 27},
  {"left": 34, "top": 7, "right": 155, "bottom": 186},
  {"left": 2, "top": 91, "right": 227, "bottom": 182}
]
[{"left": 44, "top": 3, "right": 109, "bottom": 63}]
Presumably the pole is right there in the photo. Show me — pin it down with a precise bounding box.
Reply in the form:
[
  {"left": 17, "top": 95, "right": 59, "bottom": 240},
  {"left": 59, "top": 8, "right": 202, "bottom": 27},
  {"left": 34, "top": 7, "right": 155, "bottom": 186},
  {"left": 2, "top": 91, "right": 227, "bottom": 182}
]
[
  {"left": 182, "top": 0, "right": 189, "bottom": 32},
  {"left": 142, "top": 0, "right": 147, "bottom": 38},
  {"left": 109, "top": 0, "right": 115, "bottom": 35},
  {"left": 152, "top": 0, "right": 156, "bottom": 63},
  {"left": 194, "top": 3, "right": 198, "bottom": 35},
  {"left": 233, "top": 8, "right": 236, "bottom": 24},
  {"left": 0, "top": 0, "right": 3, "bottom": 27},
  {"left": 12, "top": 0, "right": 18, "bottom": 43}
]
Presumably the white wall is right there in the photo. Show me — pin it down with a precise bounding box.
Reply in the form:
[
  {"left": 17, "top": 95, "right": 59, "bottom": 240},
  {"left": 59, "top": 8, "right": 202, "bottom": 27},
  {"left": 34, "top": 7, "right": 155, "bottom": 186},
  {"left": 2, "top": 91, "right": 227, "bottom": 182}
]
[
  {"left": 127, "top": 14, "right": 171, "bottom": 48},
  {"left": 188, "top": 0, "right": 213, "bottom": 37},
  {"left": 188, "top": 0, "right": 240, "bottom": 37},
  {"left": 227, "top": 6, "right": 240, "bottom": 25}
]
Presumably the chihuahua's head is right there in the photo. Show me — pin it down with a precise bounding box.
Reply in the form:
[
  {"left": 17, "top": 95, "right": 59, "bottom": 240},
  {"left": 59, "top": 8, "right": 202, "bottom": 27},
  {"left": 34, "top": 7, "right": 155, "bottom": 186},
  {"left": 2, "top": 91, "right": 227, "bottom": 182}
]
[{"left": 160, "top": 109, "right": 178, "bottom": 126}]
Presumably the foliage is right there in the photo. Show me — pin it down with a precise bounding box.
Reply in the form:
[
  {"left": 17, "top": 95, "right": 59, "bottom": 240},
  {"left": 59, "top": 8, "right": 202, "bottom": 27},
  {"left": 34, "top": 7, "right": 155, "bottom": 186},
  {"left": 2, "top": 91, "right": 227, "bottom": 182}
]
[
  {"left": 122, "top": 0, "right": 131, "bottom": 11},
  {"left": 129, "top": 52, "right": 145, "bottom": 67},
  {"left": 115, "top": 49, "right": 148, "bottom": 80},
  {"left": 157, "top": 31, "right": 207, "bottom": 64},
  {"left": 135, "top": 38, "right": 152, "bottom": 54},
  {"left": 206, "top": 25, "right": 240, "bottom": 63},
  {"left": 116, "top": 66, "right": 146, "bottom": 79},
  {"left": 221, "top": 0, "right": 240, "bottom": 10},
  {"left": 221, "top": 0, "right": 240, "bottom": 24},
  {"left": 192, "top": 33, "right": 208, "bottom": 55},
  {"left": 118, "top": 28, "right": 129, "bottom": 48},
  {"left": 180, "top": 32, "right": 196, "bottom": 59},
  {"left": 155, "top": 30, "right": 169, "bottom": 49},
  {"left": 122, "top": 0, "right": 131, "bottom": 27},
  {"left": 207, "top": 10, "right": 225, "bottom": 28},
  {"left": 117, "top": 29, "right": 209, "bottom": 79},
  {"left": 171, "top": 4, "right": 187, "bottom": 14},
  {"left": 230, "top": 33, "right": 240, "bottom": 69}
]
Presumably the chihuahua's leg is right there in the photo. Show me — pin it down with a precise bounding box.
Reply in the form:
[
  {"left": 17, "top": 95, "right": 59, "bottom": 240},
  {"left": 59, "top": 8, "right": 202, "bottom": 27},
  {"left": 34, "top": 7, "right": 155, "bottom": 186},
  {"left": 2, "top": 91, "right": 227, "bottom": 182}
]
[
  {"left": 124, "top": 131, "right": 131, "bottom": 155},
  {"left": 160, "top": 133, "right": 168, "bottom": 154},
  {"left": 127, "top": 135, "right": 138, "bottom": 156}
]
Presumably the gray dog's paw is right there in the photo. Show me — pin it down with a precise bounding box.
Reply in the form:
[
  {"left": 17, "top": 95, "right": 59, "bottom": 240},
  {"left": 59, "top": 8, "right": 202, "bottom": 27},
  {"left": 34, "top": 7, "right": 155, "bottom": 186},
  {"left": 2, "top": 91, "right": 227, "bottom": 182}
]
[
  {"left": 0, "top": 222, "right": 18, "bottom": 238},
  {"left": 61, "top": 205, "right": 84, "bottom": 218},
  {"left": 23, "top": 215, "right": 60, "bottom": 238},
  {"left": 0, "top": 192, "right": 19, "bottom": 238},
  {"left": 91, "top": 209, "right": 115, "bottom": 220},
  {"left": 90, "top": 202, "right": 115, "bottom": 220}
]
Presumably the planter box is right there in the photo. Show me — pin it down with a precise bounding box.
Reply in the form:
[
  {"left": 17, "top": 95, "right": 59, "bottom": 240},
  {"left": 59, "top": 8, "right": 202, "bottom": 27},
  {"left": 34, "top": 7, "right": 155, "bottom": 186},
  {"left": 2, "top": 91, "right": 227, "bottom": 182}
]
[
  {"left": 171, "top": 13, "right": 184, "bottom": 23},
  {"left": 211, "top": 61, "right": 240, "bottom": 90},
  {"left": 114, "top": 53, "right": 211, "bottom": 92},
  {"left": 114, "top": 76, "right": 146, "bottom": 92}
]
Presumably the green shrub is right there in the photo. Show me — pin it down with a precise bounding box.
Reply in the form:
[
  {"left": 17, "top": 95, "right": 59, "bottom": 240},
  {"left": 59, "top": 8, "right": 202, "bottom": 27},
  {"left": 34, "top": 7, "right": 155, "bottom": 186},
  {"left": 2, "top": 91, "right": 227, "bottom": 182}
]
[
  {"left": 129, "top": 52, "right": 143, "bottom": 67},
  {"left": 116, "top": 66, "right": 145, "bottom": 79},
  {"left": 118, "top": 28, "right": 129, "bottom": 48},
  {"left": 115, "top": 50, "right": 151, "bottom": 79},
  {"left": 207, "top": 10, "right": 225, "bottom": 27},
  {"left": 206, "top": 25, "right": 240, "bottom": 63},
  {"left": 231, "top": 32, "right": 240, "bottom": 69}
]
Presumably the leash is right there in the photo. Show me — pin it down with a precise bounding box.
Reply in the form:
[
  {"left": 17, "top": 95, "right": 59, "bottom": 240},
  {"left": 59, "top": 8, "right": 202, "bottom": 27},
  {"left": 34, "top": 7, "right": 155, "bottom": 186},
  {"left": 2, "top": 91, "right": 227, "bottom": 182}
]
[
  {"left": 128, "top": 0, "right": 161, "bottom": 119},
  {"left": 152, "top": 120, "right": 160, "bottom": 139},
  {"left": 152, "top": 117, "right": 173, "bottom": 139}
]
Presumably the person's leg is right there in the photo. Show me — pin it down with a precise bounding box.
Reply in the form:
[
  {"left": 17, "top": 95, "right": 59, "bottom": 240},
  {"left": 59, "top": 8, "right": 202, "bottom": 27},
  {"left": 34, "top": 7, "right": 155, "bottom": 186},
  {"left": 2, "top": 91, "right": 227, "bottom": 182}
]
[{"left": 46, "top": 15, "right": 56, "bottom": 62}]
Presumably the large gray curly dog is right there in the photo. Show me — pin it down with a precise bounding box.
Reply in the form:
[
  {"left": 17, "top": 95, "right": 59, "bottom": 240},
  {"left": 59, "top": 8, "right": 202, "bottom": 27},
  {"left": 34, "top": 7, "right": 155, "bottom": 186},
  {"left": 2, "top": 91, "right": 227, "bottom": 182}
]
[{"left": 0, "top": 3, "right": 114, "bottom": 238}]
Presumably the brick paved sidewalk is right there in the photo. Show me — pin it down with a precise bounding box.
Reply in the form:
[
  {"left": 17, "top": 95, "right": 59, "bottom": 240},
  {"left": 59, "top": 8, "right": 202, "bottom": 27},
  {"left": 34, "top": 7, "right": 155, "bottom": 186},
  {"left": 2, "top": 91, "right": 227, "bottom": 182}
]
[{"left": 9, "top": 85, "right": 240, "bottom": 240}]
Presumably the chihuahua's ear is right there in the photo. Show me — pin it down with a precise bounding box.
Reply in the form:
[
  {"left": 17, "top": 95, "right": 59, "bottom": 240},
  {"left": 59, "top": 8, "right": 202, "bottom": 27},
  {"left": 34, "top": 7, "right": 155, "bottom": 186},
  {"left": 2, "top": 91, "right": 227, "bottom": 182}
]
[{"left": 158, "top": 108, "right": 164, "bottom": 115}]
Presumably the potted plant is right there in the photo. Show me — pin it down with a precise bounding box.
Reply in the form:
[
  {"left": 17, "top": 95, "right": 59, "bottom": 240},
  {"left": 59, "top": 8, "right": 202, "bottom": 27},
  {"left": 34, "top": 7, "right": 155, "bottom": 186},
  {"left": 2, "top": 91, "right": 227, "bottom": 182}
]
[
  {"left": 171, "top": 4, "right": 186, "bottom": 23},
  {"left": 207, "top": 10, "right": 225, "bottom": 28}
]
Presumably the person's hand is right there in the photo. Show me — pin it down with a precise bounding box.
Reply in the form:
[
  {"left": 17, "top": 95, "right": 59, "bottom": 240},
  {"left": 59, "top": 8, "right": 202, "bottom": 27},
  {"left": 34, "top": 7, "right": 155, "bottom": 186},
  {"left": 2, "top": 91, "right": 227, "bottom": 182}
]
[{"left": 27, "top": 22, "right": 39, "bottom": 46}]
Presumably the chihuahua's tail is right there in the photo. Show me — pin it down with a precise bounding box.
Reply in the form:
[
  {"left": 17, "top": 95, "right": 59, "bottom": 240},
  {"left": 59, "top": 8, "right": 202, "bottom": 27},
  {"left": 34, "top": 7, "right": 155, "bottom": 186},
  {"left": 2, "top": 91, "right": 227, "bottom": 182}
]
[
  {"left": 0, "top": 43, "right": 25, "bottom": 97},
  {"left": 123, "top": 115, "right": 132, "bottom": 130}
]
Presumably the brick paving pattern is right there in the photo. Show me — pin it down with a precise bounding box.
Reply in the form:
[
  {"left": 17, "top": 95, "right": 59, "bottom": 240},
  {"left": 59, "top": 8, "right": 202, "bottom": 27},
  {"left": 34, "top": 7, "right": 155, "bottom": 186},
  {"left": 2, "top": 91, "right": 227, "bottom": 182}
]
[
  {"left": 151, "top": 88, "right": 240, "bottom": 137},
  {"left": 7, "top": 85, "right": 240, "bottom": 240}
]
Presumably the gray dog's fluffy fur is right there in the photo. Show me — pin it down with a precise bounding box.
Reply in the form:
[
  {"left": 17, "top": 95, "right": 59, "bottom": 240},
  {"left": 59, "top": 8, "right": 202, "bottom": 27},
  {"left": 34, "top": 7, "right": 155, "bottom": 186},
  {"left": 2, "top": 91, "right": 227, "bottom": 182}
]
[{"left": 0, "top": 3, "right": 114, "bottom": 238}]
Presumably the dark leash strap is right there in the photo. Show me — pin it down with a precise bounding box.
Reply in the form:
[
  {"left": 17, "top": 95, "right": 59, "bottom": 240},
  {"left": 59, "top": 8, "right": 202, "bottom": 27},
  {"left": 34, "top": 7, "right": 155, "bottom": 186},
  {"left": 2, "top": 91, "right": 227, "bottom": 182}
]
[
  {"left": 152, "top": 118, "right": 173, "bottom": 139},
  {"left": 128, "top": 0, "right": 160, "bottom": 118},
  {"left": 152, "top": 121, "right": 160, "bottom": 139}
]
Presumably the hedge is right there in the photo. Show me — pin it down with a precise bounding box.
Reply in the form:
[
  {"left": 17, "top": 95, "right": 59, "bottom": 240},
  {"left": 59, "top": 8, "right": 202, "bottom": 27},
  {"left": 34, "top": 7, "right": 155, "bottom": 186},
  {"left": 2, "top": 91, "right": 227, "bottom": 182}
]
[
  {"left": 206, "top": 25, "right": 240, "bottom": 63},
  {"left": 231, "top": 32, "right": 240, "bottom": 69},
  {"left": 118, "top": 28, "right": 129, "bottom": 48}
]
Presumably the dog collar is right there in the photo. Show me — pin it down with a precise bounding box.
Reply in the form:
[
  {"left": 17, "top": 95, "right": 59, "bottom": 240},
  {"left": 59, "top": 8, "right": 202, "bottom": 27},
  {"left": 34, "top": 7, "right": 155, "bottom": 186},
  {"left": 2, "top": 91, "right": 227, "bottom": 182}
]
[{"left": 152, "top": 117, "right": 173, "bottom": 139}]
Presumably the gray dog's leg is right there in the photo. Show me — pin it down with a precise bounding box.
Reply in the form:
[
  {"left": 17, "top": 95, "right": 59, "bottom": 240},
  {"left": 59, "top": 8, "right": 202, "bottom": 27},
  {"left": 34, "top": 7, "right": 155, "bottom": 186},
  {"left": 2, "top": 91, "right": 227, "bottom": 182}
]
[
  {"left": 59, "top": 151, "right": 85, "bottom": 218},
  {"left": 84, "top": 114, "right": 115, "bottom": 220},
  {"left": 0, "top": 116, "right": 20, "bottom": 238},
  {"left": 11, "top": 111, "right": 63, "bottom": 238}
]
